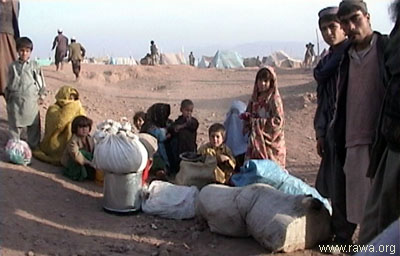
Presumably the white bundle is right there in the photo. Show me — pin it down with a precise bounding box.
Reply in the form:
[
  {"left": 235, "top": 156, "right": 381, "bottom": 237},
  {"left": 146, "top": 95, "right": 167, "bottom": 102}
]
[
  {"left": 142, "top": 181, "right": 199, "bottom": 220},
  {"left": 94, "top": 118, "right": 136, "bottom": 143},
  {"left": 93, "top": 133, "right": 148, "bottom": 174}
]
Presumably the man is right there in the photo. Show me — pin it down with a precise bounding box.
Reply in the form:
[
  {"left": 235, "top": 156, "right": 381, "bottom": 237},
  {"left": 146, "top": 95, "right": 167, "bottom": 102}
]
[
  {"left": 303, "top": 42, "right": 315, "bottom": 68},
  {"left": 0, "top": 0, "right": 19, "bottom": 97},
  {"left": 51, "top": 29, "right": 68, "bottom": 71},
  {"left": 150, "top": 40, "right": 159, "bottom": 65},
  {"left": 359, "top": 0, "right": 400, "bottom": 245},
  {"left": 68, "top": 37, "right": 85, "bottom": 81},
  {"left": 313, "top": 6, "right": 355, "bottom": 245},
  {"left": 332, "top": 0, "right": 388, "bottom": 239},
  {"left": 189, "top": 51, "right": 195, "bottom": 66}
]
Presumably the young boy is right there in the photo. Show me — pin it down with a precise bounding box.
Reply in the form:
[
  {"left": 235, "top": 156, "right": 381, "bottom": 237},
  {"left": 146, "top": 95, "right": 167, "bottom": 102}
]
[
  {"left": 133, "top": 111, "right": 146, "bottom": 132},
  {"left": 198, "top": 123, "right": 236, "bottom": 184},
  {"left": 169, "top": 99, "right": 199, "bottom": 173},
  {"left": 313, "top": 6, "right": 354, "bottom": 245},
  {"left": 5, "top": 37, "right": 46, "bottom": 149}
]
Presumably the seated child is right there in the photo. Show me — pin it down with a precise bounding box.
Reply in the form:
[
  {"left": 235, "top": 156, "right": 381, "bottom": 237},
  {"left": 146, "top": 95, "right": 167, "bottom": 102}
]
[
  {"left": 198, "top": 123, "right": 236, "bottom": 184},
  {"left": 5, "top": 37, "right": 46, "bottom": 149},
  {"left": 133, "top": 111, "right": 145, "bottom": 133},
  {"left": 169, "top": 99, "right": 199, "bottom": 173},
  {"left": 61, "top": 115, "right": 95, "bottom": 181},
  {"left": 140, "top": 103, "right": 171, "bottom": 177},
  {"left": 138, "top": 133, "right": 158, "bottom": 185}
]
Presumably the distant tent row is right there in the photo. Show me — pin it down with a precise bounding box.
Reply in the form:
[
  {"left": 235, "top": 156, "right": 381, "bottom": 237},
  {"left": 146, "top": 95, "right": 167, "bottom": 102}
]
[
  {"left": 199, "top": 50, "right": 301, "bottom": 69},
  {"left": 109, "top": 57, "right": 138, "bottom": 65},
  {"left": 37, "top": 50, "right": 302, "bottom": 69}
]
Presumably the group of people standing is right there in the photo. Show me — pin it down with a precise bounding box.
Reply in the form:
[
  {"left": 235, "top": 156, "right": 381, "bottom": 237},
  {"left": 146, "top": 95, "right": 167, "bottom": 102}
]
[{"left": 313, "top": 0, "right": 400, "bottom": 246}]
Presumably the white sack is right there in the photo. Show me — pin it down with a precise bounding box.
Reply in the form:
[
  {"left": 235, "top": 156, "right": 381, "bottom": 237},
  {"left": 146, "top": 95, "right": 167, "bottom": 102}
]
[
  {"left": 142, "top": 181, "right": 199, "bottom": 220},
  {"left": 236, "top": 183, "right": 331, "bottom": 252},
  {"left": 197, "top": 184, "right": 249, "bottom": 237},
  {"left": 93, "top": 133, "right": 148, "bottom": 174}
]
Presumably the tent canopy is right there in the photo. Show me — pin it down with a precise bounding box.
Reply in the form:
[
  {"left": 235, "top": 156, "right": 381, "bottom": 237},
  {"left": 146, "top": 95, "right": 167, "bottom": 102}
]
[
  {"left": 160, "top": 52, "right": 186, "bottom": 65},
  {"left": 209, "top": 50, "right": 244, "bottom": 69},
  {"left": 262, "top": 51, "right": 302, "bottom": 69}
]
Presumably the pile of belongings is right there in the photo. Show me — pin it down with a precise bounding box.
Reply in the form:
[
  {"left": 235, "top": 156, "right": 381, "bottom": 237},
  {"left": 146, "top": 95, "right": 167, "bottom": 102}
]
[
  {"left": 5, "top": 139, "right": 32, "bottom": 166},
  {"left": 93, "top": 118, "right": 148, "bottom": 212},
  {"left": 197, "top": 183, "right": 331, "bottom": 252}
]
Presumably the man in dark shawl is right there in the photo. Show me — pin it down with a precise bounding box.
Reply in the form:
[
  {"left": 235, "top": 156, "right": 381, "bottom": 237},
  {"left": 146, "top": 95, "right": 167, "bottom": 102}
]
[
  {"left": 313, "top": 6, "right": 354, "bottom": 245},
  {"left": 333, "top": 0, "right": 388, "bottom": 235},
  {"left": 359, "top": 0, "right": 400, "bottom": 245}
]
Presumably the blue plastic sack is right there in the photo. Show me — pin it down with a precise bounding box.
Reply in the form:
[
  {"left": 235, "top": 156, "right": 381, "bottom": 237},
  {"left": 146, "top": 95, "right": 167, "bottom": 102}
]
[{"left": 231, "top": 159, "right": 332, "bottom": 213}]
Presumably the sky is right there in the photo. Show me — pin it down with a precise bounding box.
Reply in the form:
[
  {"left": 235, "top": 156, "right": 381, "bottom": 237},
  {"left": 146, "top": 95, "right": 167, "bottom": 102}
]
[{"left": 20, "top": 0, "right": 394, "bottom": 59}]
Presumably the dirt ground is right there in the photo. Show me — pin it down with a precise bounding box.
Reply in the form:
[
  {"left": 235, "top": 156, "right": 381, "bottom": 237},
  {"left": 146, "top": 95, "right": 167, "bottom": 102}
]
[{"left": 0, "top": 63, "right": 328, "bottom": 256}]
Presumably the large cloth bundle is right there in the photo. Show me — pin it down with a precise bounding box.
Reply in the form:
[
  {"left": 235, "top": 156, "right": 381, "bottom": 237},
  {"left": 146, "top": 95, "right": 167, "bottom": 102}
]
[
  {"left": 142, "top": 181, "right": 199, "bottom": 219},
  {"left": 231, "top": 159, "right": 331, "bottom": 213},
  {"left": 94, "top": 133, "right": 147, "bottom": 174},
  {"left": 197, "top": 185, "right": 248, "bottom": 237},
  {"left": 198, "top": 184, "right": 331, "bottom": 252},
  {"left": 33, "top": 86, "right": 85, "bottom": 165},
  {"left": 5, "top": 139, "right": 32, "bottom": 166}
]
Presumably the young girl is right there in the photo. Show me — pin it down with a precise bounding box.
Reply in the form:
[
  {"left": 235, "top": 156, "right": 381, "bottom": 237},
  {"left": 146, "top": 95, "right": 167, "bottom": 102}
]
[
  {"left": 242, "top": 67, "right": 286, "bottom": 168},
  {"left": 61, "top": 115, "right": 95, "bottom": 181}
]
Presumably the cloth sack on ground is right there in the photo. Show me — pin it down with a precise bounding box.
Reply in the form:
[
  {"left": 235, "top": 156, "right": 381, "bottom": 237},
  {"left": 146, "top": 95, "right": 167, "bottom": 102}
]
[
  {"left": 142, "top": 181, "right": 199, "bottom": 219},
  {"left": 94, "top": 133, "right": 148, "bottom": 174},
  {"left": 231, "top": 159, "right": 331, "bottom": 213},
  {"left": 33, "top": 86, "right": 85, "bottom": 165},
  {"left": 236, "top": 183, "right": 331, "bottom": 252},
  {"left": 175, "top": 155, "right": 220, "bottom": 189},
  {"left": 197, "top": 184, "right": 249, "bottom": 237},
  {"left": 5, "top": 139, "right": 32, "bottom": 166}
]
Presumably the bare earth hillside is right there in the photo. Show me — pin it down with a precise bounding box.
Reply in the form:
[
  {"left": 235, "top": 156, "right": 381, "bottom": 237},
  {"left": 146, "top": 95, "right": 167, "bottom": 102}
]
[{"left": 0, "top": 64, "right": 327, "bottom": 256}]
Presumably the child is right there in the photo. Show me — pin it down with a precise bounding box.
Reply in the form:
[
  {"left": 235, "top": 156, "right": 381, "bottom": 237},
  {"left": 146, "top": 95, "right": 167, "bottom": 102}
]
[
  {"left": 140, "top": 103, "right": 171, "bottom": 177},
  {"left": 5, "top": 37, "right": 46, "bottom": 149},
  {"left": 169, "top": 99, "right": 199, "bottom": 173},
  {"left": 133, "top": 111, "right": 146, "bottom": 132},
  {"left": 138, "top": 133, "right": 158, "bottom": 185},
  {"left": 242, "top": 66, "right": 286, "bottom": 168},
  {"left": 61, "top": 115, "right": 95, "bottom": 181},
  {"left": 198, "top": 123, "right": 236, "bottom": 184}
]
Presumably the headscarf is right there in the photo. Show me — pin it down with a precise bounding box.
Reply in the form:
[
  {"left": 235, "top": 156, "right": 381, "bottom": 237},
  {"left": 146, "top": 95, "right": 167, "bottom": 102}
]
[
  {"left": 141, "top": 103, "right": 171, "bottom": 132},
  {"left": 55, "top": 85, "right": 80, "bottom": 107},
  {"left": 249, "top": 66, "right": 280, "bottom": 113}
]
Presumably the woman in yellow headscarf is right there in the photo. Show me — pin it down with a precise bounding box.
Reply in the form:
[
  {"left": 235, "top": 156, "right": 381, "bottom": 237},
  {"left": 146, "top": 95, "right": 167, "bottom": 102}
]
[{"left": 33, "top": 85, "right": 86, "bottom": 165}]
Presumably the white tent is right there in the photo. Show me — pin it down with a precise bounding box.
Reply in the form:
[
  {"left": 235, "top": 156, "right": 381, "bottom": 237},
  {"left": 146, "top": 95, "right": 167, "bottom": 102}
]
[
  {"left": 198, "top": 56, "right": 213, "bottom": 68},
  {"left": 209, "top": 50, "right": 244, "bottom": 69},
  {"left": 160, "top": 52, "right": 187, "bottom": 65},
  {"left": 262, "top": 51, "right": 302, "bottom": 68},
  {"left": 109, "top": 57, "right": 138, "bottom": 66}
]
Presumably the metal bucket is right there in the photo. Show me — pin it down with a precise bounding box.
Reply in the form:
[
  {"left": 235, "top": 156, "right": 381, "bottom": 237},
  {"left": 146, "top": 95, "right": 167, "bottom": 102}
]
[{"left": 103, "top": 171, "right": 143, "bottom": 212}]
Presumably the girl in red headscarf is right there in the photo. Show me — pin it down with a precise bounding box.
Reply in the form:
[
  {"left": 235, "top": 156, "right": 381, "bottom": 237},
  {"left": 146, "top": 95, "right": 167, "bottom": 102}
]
[{"left": 242, "top": 67, "right": 286, "bottom": 168}]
